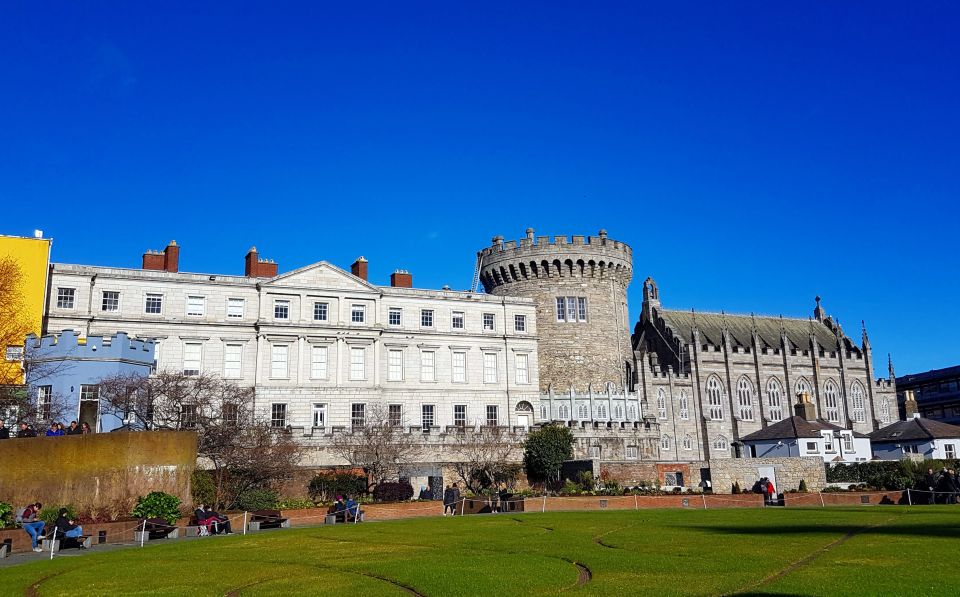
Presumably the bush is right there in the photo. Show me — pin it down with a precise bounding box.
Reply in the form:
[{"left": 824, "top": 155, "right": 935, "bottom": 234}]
[
  {"left": 798, "top": 479, "right": 808, "bottom": 493},
  {"left": 523, "top": 424, "right": 574, "bottom": 485},
  {"left": 236, "top": 488, "right": 279, "bottom": 511},
  {"left": 308, "top": 470, "right": 367, "bottom": 502},
  {"left": 191, "top": 470, "right": 216, "bottom": 507},
  {"left": 39, "top": 504, "right": 78, "bottom": 526},
  {"left": 732, "top": 482, "right": 742, "bottom": 495},
  {"left": 132, "top": 492, "right": 182, "bottom": 524},
  {"left": 0, "top": 502, "right": 13, "bottom": 528},
  {"left": 372, "top": 481, "right": 414, "bottom": 503}
]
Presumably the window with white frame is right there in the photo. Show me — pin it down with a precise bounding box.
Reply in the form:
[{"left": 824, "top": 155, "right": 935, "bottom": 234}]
[
  {"left": 851, "top": 382, "right": 866, "bottom": 423},
  {"left": 806, "top": 441, "right": 818, "bottom": 452},
  {"left": 388, "top": 404, "right": 402, "bottom": 427},
  {"left": 312, "top": 403, "right": 326, "bottom": 428},
  {"left": 515, "top": 353, "right": 529, "bottom": 384},
  {"left": 274, "top": 299, "right": 290, "bottom": 320},
  {"left": 541, "top": 404, "right": 549, "bottom": 420},
  {"left": 558, "top": 404, "right": 570, "bottom": 419},
  {"left": 823, "top": 432, "right": 835, "bottom": 452},
  {"left": 186, "top": 295, "right": 205, "bottom": 317},
  {"left": 707, "top": 376, "right": 724, "bottom": 420},
  {"left": 683, "top": 435, "right": 693, "bottom": 450},
  {"left": 483, "top": 352, "right": 497, "bottom": 383},
  {"left": 228, "top": 298, "right": 244, "bottom": 319},
  {"left": 596, "top": 403, "right": 608, "bottom": 419},
  {"left": 5, "top": 346, "right": 23, "bottom": 361},
  {"left": 350, "top": 347, "right": 365, "bottom": 380},
  {"left": 421, "top": 404, "right": 434, "bottom": 432},
  {"left": 661, "top": 435, "right": 671, "bottom": 450},
  {"left": 626, "top": 445, "right": 639, "bottom": 459},
  {"left": 712, "top": 435, "right": 728, "bottom": 451},
  {"left": 767, "top": 377, "right": 784, "bottom": 421},
  {"left": 454, "top": 404, "right": 467, "bottom": 428},
  {"left": 482, "top": 313, "right": 495, "bottom": 331},
  {"left": 577, "top": 402, "right": 588, "bottom": 419},
  {"left": 145, "top": 293, "right": 163, "bottom": 314},
  {"left": 514, "top": 314, "right": 526, "bottom": 332},
  {"left": 842, "top": 433, "right": 854, "bottom": 453},
  {"left": 270, "top": 403, "right": 287, "bottom": 428},
  {"left": 556, "top": 296, "right": 588, "bottom": 322},
  {"left": 614, "top": 403, "right": 623, "bottom": 419},
  {"left": 388, "top": 307, "right": 402, "bottom": 326},
  {"left": 351, "top": 304, "right": 365, "bottom": 323},
  {"left": 824, "top": 380, "right": 840, "bottom": 423},
  {"left": 737, "top": 377, "right": 754, "bottom": 421},
  {"left": 351, "top": 403, "right": 365, "bottom": 429},
  {"left": 679, "top": 390, "right": 689, "bottom": 420},
  {"left": 183, "top": 342, "right": 202, "bottom": 375},
  {"left": 657, "top": 388, "right": 667, "bottom": 419},
  {"left": 627, "top": 404, "right": 638, "bottom": 419},
  {"left": 222, "top": 403, "right": 239, "bottom": 427},
  {"left": 37, "top": 386, "right": 52, "bottom": 419},
  {"left": 56, "top": 287, "right": 75, "bottom": 309},
  {"left": 485, "top": 405, "right": 498, "bottom": 426},
  {"left": 946, "top": 444, "right": 956, "bottom": 459},
  {"left": 313, "top": 301, "right": 328, "bottom": 321},
  {"left": 451, "top": 311, "right": 464, "bottom": 329},
  {"left": 588, "top": 445, "right": 600, "bottom": 459},
  {"left": 388, "top": 349, "right": 404, "bottom": 381},
  {"left": 102, "top": 290, "right": 120, "bottom": 312},
  {"left": 311, "top": 345, "right": 328, "bottom": 379},
  {"left": 795, "top": 378, "right": 811, "bottom": 400},
  {"left": 420, "top": 309, "right": 433, "bottom": 327},
  {"left": 452, "top": 351, "right": 466, "bottom": 382},
  {"left": 420, "top": 350, "right": 435, "bottom": 382},
  {"left": 224, "top": 343, "right": 242, "bottom": 379},
  {"left": 271, "top": 344, "right": 289, "bottom": 378}
]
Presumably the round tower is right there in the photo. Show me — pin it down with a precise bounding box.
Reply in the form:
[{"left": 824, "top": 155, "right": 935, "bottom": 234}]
[{"left": 478, "top": 228, "right": 633, "bottom": 393}]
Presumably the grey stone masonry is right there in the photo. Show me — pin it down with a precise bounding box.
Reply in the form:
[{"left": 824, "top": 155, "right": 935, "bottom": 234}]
[{"left": 701, "top": 456, "right": 827, "bottom": 493}]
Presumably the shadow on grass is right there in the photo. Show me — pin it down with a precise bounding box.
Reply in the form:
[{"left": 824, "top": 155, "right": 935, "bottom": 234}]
[{"left": 688, "top": 523, "right": 960, "bottom": 539}]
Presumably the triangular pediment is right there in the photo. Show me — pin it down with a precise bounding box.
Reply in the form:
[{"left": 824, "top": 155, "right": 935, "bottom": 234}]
[{"left": 264, "top": 261, "right": 378, "bottom": 292}]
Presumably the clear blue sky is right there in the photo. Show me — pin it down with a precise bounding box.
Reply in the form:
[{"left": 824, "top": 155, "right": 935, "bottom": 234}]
[{"left": 2, "top": 2, "right": 957, "bottom": 374}]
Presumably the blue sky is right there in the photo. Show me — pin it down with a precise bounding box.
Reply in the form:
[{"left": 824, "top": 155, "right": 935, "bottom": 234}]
[{"left": 2, "top": 1, "right": 957, "bottom": 374}]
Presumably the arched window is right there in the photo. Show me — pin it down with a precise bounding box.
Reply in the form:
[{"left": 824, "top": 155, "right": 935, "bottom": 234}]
[
  {"left": 627, "top": 404, "right": 637, "bottom": 420},
  {"left": 707, "top": 376, "right": 724, "bottom": 420},
  {"left": 614, "top": 403, "right": 624, "bottom": 420},
  {"left": 657, "top": 388, "right": 667, "bottom": 419},
  {"left": 824, "top": 380, "right": 840, "bottom": 423},
  {"left": 558, "top": 404, "right": 570, "bottom": 419},
  {"left": 660, "top": 435, "right": 671, "bottom": 450},
  {"left": 712, "top": 435, "right": 728, "bottom": 450},
  {"left": 851, "top": 382, "right": 866, "bottom": 423},
  {"left": 596, "top": 403, "right": 608, "bottom": 419},
  {"left": 540, "top": 404, "right": 549, "bottom": 420},
  {"left": 766, "top": 378, "right": 783, "bottom": 422},
  {"left": 682, "top": 435, "right": 693, "bottom": 450},
  {"left": 577, "top": 402, "right": 588, "bottom": 419},
  {"left": 795, "top": 377, "right": 811, "bottom": 399},
  {"left": 736, "top": 377, "right": 754, "bottom": 421},
  {"left": 679, "top": 390, "right": 689, "bottom": 420},
  {"left": 878, "top": 396, "right": 890, "bottom": 424}
]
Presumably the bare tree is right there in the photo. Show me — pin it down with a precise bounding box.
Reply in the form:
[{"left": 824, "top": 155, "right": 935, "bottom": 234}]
[
  {"left": 330, "top": 404, "right": 422, "bottom": 487},
  {"left": 449, "top": 427, "right": 524, "bottom": 493}
]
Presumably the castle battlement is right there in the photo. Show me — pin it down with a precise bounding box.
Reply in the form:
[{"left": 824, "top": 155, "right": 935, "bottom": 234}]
[
  {"left": 26, "top": 330, "right": 155, "bottom": 363},
  {"left": 479, "top": 228, "right": 632, "bottom": 261}
]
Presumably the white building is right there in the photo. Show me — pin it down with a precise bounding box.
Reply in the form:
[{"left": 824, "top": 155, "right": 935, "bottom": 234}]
[{"left": 869, "top": 417, "right": 960, "bottom": 460}]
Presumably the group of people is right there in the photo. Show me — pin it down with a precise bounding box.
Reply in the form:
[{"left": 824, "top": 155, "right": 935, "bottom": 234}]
[
  {"left": 0, "top": 420, "right": 92, "bottom": 439},
  {"left": 192, "top": 504, "right": 233, "bottom": 536},
  {"left": 326, "top": 496, "right": 361, "bottom": 522},
  {"left": 15, "top": 503, "right": 85, "bottom": 553},
  {"left": 755, "top": 477, "right": 777, "bottom": 504},
  {"left": 921, "top": 467, "right": 960, "bottom": 504},
  {"left": 442, "top": 483, "right": 462, "bottom": 515}
]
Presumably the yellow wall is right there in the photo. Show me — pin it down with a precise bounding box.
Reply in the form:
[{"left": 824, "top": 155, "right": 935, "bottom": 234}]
[{"left": 0, "top": 234, "right": 51, "bottom": 384}]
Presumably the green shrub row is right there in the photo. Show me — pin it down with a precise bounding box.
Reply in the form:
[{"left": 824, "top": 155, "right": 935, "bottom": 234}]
[{"left": 826, "top": 460, "right": 960, "bottom": 490}]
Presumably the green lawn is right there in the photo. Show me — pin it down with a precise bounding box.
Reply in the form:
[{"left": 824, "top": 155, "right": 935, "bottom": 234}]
[{"left": 5, "top": 506, "right": 960, "bottom": 596}]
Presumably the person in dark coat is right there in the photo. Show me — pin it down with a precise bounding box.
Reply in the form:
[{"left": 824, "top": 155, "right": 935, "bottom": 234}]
[
  {"left": 18, "top": 423, "right": 37, "bottom": 438},
  {"left": 202, "top": 506, "right": 232, "bottom": 534},
  {"left": 924, "top": 468, "right": 937, "bottom": 504},
  {"left": 54, "top": 508, "right": 85, "bottom": 546},
  {"left": 442, "top": 485, "right": 454, "bottom": 516},
  {"left": 450, "top": 483, "right": 461, "bottom": 515},
  {"left": 65, "top": 421, "right": 81, "bottom": 435},
  {"left": 935, "top": 468, "right": 953, "bottom": 505},
  {"left": 0, "top": 420, "right": 9, "bottom": 439}
]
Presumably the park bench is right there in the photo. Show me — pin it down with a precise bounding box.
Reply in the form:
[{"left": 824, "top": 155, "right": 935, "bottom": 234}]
[
  {"left": 135, "top": 518, "right": 180, "bottom": 542},
  {"left": 41, "top": 533, "right": 92, "bottom": 551},
  {"left": 248, "top": 510, "right": 290, "bottom": 531}
]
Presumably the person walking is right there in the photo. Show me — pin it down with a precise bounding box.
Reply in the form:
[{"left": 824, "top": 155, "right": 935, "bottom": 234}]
[
  {"left": 765, "top": 479, "right": 776, "bottom": 506},
  {"left": 17, "top": 502, "right": 46, "bottom": 552},
  {"left": 450, "top": 483, "right": 461, "bottom": 516},
  {"left": 924, "top": 468, "right": 937, "bottom": 504},
  {"left": 442, "top": 485, "right": 453, "bottom": 516}
]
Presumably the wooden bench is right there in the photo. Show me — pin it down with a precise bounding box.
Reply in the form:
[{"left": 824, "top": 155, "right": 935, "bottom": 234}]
[
  {"left": 135, "top": 518, "right": 180, "bottom": 542},
  {"left": 248, "top": 509, "right": 290, "bottom": 531}
]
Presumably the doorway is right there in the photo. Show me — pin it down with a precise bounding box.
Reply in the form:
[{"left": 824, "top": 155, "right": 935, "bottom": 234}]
[{"left": 79, "top": 401, "right": 99, "bottom": 432}]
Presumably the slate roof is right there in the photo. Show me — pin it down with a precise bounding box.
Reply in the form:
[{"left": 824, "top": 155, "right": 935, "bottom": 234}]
[
  {"left": 869, "top": 418, "right": 960, "bottom": 442},
  {"left": 740, "top": 416, "right": 868, "bottom": 442}
]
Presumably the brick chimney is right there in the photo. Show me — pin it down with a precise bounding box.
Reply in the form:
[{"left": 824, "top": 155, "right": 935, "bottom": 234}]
[
  {"left": 244, "top": 246, "right": 278, "bottom": 278},
  {"left": 794, "top": 391, "right": 817, "bottom": 422},
  {"left": 390, "top": 269, "right": 412, "bottom": 288},
  {"left": 142, "top": 241, "right": 179, "bottom": 273},
  {"left": 351, "top": 257, "right": 368, "bottom": 281}
]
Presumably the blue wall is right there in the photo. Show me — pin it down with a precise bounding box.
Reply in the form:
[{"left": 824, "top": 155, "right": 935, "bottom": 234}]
[{"left": 871, "top": 441, "right": 933, "bottom": 460}]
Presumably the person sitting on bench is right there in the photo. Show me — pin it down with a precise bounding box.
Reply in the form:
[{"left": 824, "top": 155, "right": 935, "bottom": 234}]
[
  {"left": 193, "top": 504, "right": 216, "bottom": 536},
  {"left": 202, "top": 506, "right": 232, "bottom": 535},
  {"left": 54, "top": 508, "right": 86, "bottom": 548},
  {"left": 16, "top": 502, "right": 45, "bottom": 552},
  {"left": 345, "top": 496, "right": 361, "bottom": 522}
]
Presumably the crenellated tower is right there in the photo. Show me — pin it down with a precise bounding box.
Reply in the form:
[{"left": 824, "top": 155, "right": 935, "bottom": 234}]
[{"left": 478, "top": 228, "right": 633, "bottom": 393}]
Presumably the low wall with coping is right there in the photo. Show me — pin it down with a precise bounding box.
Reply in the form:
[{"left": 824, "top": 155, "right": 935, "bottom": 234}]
[{"left": 783, "top": 491, "right": 909, "bottom": 507}]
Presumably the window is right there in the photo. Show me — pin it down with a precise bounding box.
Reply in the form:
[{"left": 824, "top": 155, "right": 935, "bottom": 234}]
[
  {"left": 183, "top": 342, "right": 202, "bottom": 375},
  {"left": 842, "top": 433, "right": 854, "bottom": 453},
  {"left": 628, "top": 404, "right": 638, "bottom": 419},
  {"left": 578, "top": 297, "right": 587, "bottom": 321},
  {"left": 679, "top": 390, "right": 689, "bottom": 420},
  {"left": 228, "top": 298, "right": 245, "bottom": 319},
  {"left": 145, "top": 293, "right": 163, "bottom": 314},
  {"left": 454, "top": 404, "right": 467, "bottom": 428},
  {"left": 388, "top": 404, "right": 402, "bottom": 427},
  {"left": 483, "top": 352, "right": 498, "bottom": 383},
  {"left": 222, "top": 403, "right": 239, "bottom": 427},
  {"left": 515, "top": 353, "right": 529, "bottom": 384},
  {"left": 707, "top": 376, "right": 724, "bottom": 420},
  {"left": 823, "top": 433, "right": 835, "bottom": 453},
  {"left": 683, "top": 435, "right": 693, "bottom": 450},
  {"left": 388, "top": 307, "right": 402, "bottom": 326},
  {"left": 514, "top": 314, "right": 526, "bottom": 332},
  {"left": 485, "top": 405, "right": 498, "bottom": 426},
  {"left": 712, "top": 436, "right": 728, "bottom": 451},
  {"left": 558, "top": 403, "right": 570, "bottom": 419},
  {"left": 388, "top": 349, "right": 404, "bottom": 381},
  {"left": 37, "top": 386, "right": 52, "bottom": 420},
  {"left": 946, "top": 444, "right": 956, "bottom": 459},
  {"left": 313, "top": 301, "right": 328, "bottom": 321},
  {"left": 80, "top": 384, "right": 99, "bottom": 402},
  {"left": 420, "top": 350, "right": 435, "bottom": 382},
  {"left": 661, "top": 435, "right": 671, "bottom": 450},
  {"left": 541, "top": 404, "right": 549, "bottom": 420},
  {"left": 737, "top": 377, "right": 754, "bottom": 421},
  {"left": 596, "top": 403, "right": 608, "bottom": 419},
  {"left": 795, "top": 378, "right": 811, "bottom": 400},
  {"left": 271, "top": 344, "right": 288, "bottom": 378},
  {"left": 351, "top": 304, "right": 365, "bottom": 323},
  {"left": 350, "top": 347, "right": 365, "bottom": 380},
  {"left": 556, "top": 297, "right": 566, "bottom": 322},
  {"left": 806, "top": 441, "right": 818, "bottom": 452},
  {"left": 878, "top": 396, "right": 890, "bottom": 424},
  {"left": 186, "top": 295, "right": 205, "bottom": 317},
  {"left": 271, "top": 403, "right": 287, "bottom": 428},
  {"left": 577, "top": 402, "right": 589, "bottom": 419},
  {"left": 626, "top": 446, "right": 638, "bottom": 459},
  {"left": 482, "top": 313, "right": 495, "bottom": 331},
  {"left": 452, "top": 351, "right": 466, "bottom": 383},
  {"left": 851, "top": 382, "right": 866, "bottom": 423},
  {"left": 767, "top": 378, "right": 784, "bottom": 422},
  {"left": 101, "top": 290, "right": 119, "bottom": 312},
  {"left": 5, "top": 346, "right": 23, "bottom": 361},
  {"left": 311, "top": 345, "right": 328, "bottom": 379},
  {"left": 351, "top": 403, "right": 365, "bottom": 429},
  {"left": 56, "top": 288, "right": 75, "bottom": 309},
  {"left": 451, "top": 311, "right": 464, "bottom": 329},
  {"left": 274, "top": 299, "right": 290, "bottom": 320},
  {"left": 556, "top": 296, "right": 588, "bottom": 322},
  {"left": 588, "top": 445, "right": 601, "bottom": 458},
  {"left": 224, "top": 344, "right": 242, "bottom": 379},
  {"left": 180, "top": 404, "right": 198, "bottom": 429},
  {"left": 312, "top": 403, "right": 326, "bottom": 428},
  {"left": 421, "top": 404, "right": 434, "bottom": 432},
  {"left": 823, "top": 380, "right": 840, "bottom": 423},
  {"left": 903, "top": 444, "right": 919, "bottom": 454},
  {"left": 614, "top": 403, "right": 624, "bottom": 420},
  {"left": 420, "top": 309, "right": 433, "bottom": 327},
  {"left": 657, "top": 389, "right": 667, "bottom": 419}
]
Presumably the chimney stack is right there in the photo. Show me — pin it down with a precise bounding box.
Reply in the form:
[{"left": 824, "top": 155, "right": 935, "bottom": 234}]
[
  {"left": 903, "top": 390, "right": 919, "bottom": 420},
  {"left": 142, "top": 241, "right": 179, "bottom": 273},
  {"left": 351, "top": 257, "right": 368, "bottom": 281},
  {"left": 244, "top": 246, "right": 278, "bottom": 278},
  {"left": 794, "top": 391, "right": 817, "bottom": 422},
  {"left": 390, "top": 269, "right": 412, "bottom": 288}
]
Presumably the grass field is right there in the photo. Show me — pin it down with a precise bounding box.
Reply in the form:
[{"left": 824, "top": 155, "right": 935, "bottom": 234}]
[{"left": 5, "top": 506, "right": 960, "bottom": 596}]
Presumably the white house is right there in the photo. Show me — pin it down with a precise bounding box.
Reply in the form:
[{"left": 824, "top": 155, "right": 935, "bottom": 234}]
[{"left": 869, "top": 416, "right": 960, "bottom": 460}]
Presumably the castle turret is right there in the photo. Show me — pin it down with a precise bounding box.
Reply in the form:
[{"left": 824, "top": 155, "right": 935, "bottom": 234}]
[{"left": 477, "top": 228, "right": 633, "bottom": 392}]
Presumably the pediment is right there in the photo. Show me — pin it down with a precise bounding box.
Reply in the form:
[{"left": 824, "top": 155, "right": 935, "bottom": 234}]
[{"left": 264, "top": 262, "right": 378, "bottom": 292}]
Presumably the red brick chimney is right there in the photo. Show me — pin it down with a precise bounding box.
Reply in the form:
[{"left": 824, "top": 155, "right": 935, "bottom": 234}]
[
  {"left": 244, "top": 247, "right": 278, "bottom": 278},
  {"left": 351, "top": 257, "right": 368, "bottom": 281},
  {"left": 390, "top": 269, "right": 412, "bottom": 288},
  {"left": 142, "top": 241, "right": 179, "bottom": 273}
]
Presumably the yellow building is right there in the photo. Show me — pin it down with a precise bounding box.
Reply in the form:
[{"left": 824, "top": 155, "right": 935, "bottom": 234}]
[{"left": 0, "top": 233, "right": 52, "bottom": 385}]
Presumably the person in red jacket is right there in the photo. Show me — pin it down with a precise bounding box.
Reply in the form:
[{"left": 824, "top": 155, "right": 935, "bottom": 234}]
[{"left": 766, "top": 480, "right": 776, "bottom": 505}]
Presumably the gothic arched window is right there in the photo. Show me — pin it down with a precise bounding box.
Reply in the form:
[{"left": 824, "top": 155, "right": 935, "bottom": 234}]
[
  {"left": 737, "top": 377, "right": 754, "bottom": 421},
  {"left": 657, "top": 388, "right": 667, "bottom": 419},
  {"left": 824, "top": 380, "right": 840, "bottom": 423},
  {"left": 851, "top": 382, "right": 866, "bottom": 423},
  {"left": 878, "top": 396, "right": 890, "bottom": 424},
  {"left": 767, "top": 377, "right": 784, "bottom": 421},
  {"left": 682, "top": 435, "right": 693, "bottom": 450},
  {"left": 679, "top": 390, "right": 689, "bottom": 420},
  {"left": 558, "top": 404, "right": 570, "bottom": 419},
  {"left": 707, "top": 376, "right": 724, "bottom": 420},
  {"left": 660, "top": 435, "right": 671, "bottom": 450},
  {"left": 577, "top": 402, "right": 588, "bottom": 419},
  {"left": 712, "top": 435, "right": 728, "bottom": 450}
]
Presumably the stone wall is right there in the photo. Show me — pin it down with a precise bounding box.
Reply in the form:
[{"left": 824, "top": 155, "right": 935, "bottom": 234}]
[{"left": 704, "top": 457, "right": 826, "bottom": 493}]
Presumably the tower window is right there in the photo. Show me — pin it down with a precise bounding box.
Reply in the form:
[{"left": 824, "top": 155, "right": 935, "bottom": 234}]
[{"left": 556, "top": 296, "right": 588, "bottom": 322}]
